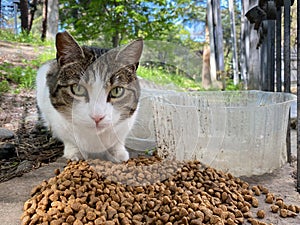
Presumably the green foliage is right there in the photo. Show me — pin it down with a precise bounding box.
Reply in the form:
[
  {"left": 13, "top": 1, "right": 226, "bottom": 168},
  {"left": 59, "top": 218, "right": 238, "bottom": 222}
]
[
  {"left": 0, "top": 29, "right": 53, "bottom": 46},
  {"left": 59, "top": 0, "right": 188, "bottom": 47},
  {"left": 137, "top": 66, "right": 203, "bottom": 91},
  {"left": 0, "top": 62, "right": 36, "bottom": 91},
  {"left": 0, "top": 48, "right": 55, "bottom": 94},
  {"left": 224, "top": 78, "right": 244, "bottom": 91},
  {"left": 0, "top": 80, "right": 10, "bottom": 93}
]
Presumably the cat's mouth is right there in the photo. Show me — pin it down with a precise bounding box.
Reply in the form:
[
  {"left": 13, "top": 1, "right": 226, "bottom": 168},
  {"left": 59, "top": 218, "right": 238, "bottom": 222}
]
[{"left": 94, "top": 122, "right": 113, "bottom": 132}]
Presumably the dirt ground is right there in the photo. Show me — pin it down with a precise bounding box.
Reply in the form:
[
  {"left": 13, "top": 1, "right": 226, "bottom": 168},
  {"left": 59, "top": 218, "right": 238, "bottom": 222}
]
[{"left": 0, "top": 41, "right": 299, "bottom": 224}]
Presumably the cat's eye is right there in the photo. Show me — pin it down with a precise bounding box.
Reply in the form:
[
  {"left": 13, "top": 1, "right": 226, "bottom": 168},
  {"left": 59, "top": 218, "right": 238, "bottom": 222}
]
[
  {"left": 109, "top": 87, "right": 125, "bottom": 99},
  {"left": 70, "top": 84, "right": 87, "bottom": 97}
]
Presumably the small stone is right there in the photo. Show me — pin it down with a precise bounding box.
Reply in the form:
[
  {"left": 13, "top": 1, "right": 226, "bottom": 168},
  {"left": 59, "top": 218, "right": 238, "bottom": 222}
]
[
  {"left": 0, "top": 143, "right": 16, "bottom": 159},
  {"left": 0, "top": 128, "right": 14, "bottom": 141}
]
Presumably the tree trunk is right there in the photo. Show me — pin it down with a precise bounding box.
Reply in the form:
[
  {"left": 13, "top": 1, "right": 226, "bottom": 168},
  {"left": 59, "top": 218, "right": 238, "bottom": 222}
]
[
  {"left": 28, "top": 0, "right": 38, "bottom": 33},
  {"left": 112, "top": 33, "right": 120, "bottom": 48},
  {"left": 202, "top": 15, "right": 212, "bottom": 90},
  {"left": 243, "top": 0, "right": 261, "bottom": 90},
  {"left": 202, "top": 45, "right": 212, "bottom": 89},
  {"left": 213, "top": 0, "right": 224, "bottom": 75},
  {"left": 229, "top": 0, "right": 239, "bottom": 85},
  {"left": 206, "top": 0, "right": 217, "bottom": 83},
  {"left": 46, "top": 0, "right": 59, "bottom": 40},
  {"left": 20, "top": 0, "right": 29, "bottom": 33},
  {"left": 41, "top": 0, "right": 48, "bottom": 41}
]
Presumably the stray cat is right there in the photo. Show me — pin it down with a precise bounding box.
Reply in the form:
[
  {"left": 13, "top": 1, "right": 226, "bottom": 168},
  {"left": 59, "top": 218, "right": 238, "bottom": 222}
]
[{"left": 36, "top": 31, "right": 143, "bottom": 161}]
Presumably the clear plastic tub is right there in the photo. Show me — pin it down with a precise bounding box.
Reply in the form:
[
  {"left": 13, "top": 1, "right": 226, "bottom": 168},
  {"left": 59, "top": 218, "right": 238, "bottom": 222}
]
[
  {"left": 125, "top": 89, "right": 176, "bottom": 151},
  {"left": 151, "top": 91, "right": 296, "bottom": 176}
]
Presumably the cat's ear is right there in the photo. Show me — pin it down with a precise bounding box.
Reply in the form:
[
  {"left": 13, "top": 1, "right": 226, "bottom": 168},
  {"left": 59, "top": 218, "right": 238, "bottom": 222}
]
[
  {"left": 116, "top": 39, "right": 143, "bottom": 66},
  {"left": 56, "top": 31, "right": 84, "bottom": 66}
]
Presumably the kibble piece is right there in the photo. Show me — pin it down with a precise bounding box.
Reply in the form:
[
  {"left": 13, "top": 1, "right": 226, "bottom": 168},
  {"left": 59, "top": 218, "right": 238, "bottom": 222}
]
[
  {"left": 226, "top": 218, "right": 235, "bottom": 225},
  {"left": 256, "top": 209, "right": 265, "bottom": 219},
  {"left": 252, "top": 186, "right": 261, "bottom": 196},
  {"left": 265, "top": 194, "right": 274, "bottom": 204},
  {"left": 270, "top": 205, "right": 279, "bottom": 213},
  {"left": 190, "top": 218, "right": 202, "bottom": 225},
  {"left": 94, "top": 217, "right": 106, "bottom": 225},
  {"left": 162, "top": 196, "right": 171, "bottom": 205},
  {"left": 21, "top": 215, "right": 31, "bottom": 225},
  {"left": 280, "top": 209, "right": 288, "bottom": 218},
  {"left": 107, "top": 206, "right": 117, "bottom": 220},
  {"left": 275, "top": 199, "right": 284, "bottom": 208},
  {"left": 248, "top": 218, "right": 260, "bottom": 225},
  {"left": 70, "top": 202, "right": 81, "bottom": 212},
  {"left": 287, "top": 205, "right": 297, "bottom": 213},
  {"left": 251, "top": 197, "right": 259, "bottom": 207},
  {"left": 66, "top": 215, "right": 76, "bottom": 223},
  {"left": 86, "top": 211, "right": 97, "bottom": 220},
  {"left": 295, "top": 205, "right": 300, "bottom": 213}
]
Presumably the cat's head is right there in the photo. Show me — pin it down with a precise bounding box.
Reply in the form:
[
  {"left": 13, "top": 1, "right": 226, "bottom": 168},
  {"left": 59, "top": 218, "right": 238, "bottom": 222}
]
[{"left": 47, "top": 31, "right": 143, "bottom": 129}]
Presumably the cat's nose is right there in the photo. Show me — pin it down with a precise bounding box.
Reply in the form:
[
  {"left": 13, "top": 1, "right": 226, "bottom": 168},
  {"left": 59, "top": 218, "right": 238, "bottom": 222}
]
[{"left": 91, "top": 115, "right": 105, "bottom": 124}]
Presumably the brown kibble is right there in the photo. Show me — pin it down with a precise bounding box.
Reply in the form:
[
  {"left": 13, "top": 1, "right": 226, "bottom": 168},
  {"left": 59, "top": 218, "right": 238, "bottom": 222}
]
[
  {"left": 256, "top": 209, "right": 265, "bottom": 219},
  {"left": 280, "top": 209, "right": 288, "bottom": 218},
  {"left": 243, "top": 211, "right": 252, "bottom": 218},
  {"left": 54, "top": 168, "right": 60, "bottom": 175},
  {"left": 244, "top": 195, "right": 252, "bottom": 202},
  {"left": 66, "top": 215, "right": 76, "bottom": 223},
  {"left": 221, "top": 192, "right": 228, "bottom": 202},
  {"left": 86, "top": 211, "right": 97, "bottom": 220},
  {"left": 275, "top": 199, "right": 284, "bottom": 208},
  {"left": 271, "top": 204, "right": 279, "bottom": 213},
  {"left": 251, "top": 197, "right": 259, "bottom": 207},
  {"left": 210, "top": 215, "right": 222, "bottom": 223},
  {"left": 70, "top": 202, "right": 81, "bottom": 212},
  {"left": 252, "top": 186, "right": 261, "bottom": 196},
  {"left": 241, "top": 205, "right": 249, "bottom": 213},
  {"left": 21, "top": 159, "right": 298, "bottom": 225},
  {"left": 190, "top": 218, "right": 202, "bottom": 225},
  {"left": 179, "top": 208, "right": 189, "bottom": 217},
  {"left": 94, "top": 217, "right": 106, "bottom": 225},
  {"left": 21, "top": 215, "right": 31, "bottom": 225},
  {"left": 132, "top": 202, "right": 142, "bottom": 214},
  {"left": 50, "top": 219, "right": 63, "bottom": 225},
  {"left": 287, "top": 204, "right": 297, "bottom": 213},
  {"left": 248, "top": 218, "right": 259, "bottom": 225},
  {"left": 162, "top": 196, "right": 171, "bottom": 205},
  {"left": 107, "top": 206, "right": 117, "bottom": 220},
  {"left": 265, "top": 194, "right": 274, "bottom": 204},
  {"left": 226, "top": 218, "right": 235, "bottom": 225}
]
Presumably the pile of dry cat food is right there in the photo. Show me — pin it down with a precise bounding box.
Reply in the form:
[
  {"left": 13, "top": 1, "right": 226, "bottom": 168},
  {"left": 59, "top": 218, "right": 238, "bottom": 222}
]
[{"left": 21, "top": 156, "right": 299, "bottom": 225}]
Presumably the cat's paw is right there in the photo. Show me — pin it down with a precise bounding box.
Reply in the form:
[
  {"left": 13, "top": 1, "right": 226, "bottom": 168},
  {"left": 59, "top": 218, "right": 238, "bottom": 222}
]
[
  {"left": 108, "top": 145, "right": 129, "bottom": 162},
  {"left": 114, "top": 148, "right": 129, "bottom": 162},
  {"left": 63, "top": 143, "right": 84, "bottom": 161}
]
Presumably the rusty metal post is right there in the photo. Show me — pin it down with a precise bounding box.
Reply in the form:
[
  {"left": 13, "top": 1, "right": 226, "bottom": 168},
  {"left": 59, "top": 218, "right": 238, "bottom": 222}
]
[
  {"left": 283, "top": 0, "right": 291, "bottom": 163},
  {"left": 276, "top": 6, "right": 282, "bottom": 92},
  {"left": 297, "top": 0, "right": 300, "bottom": 193},
  {"left": 268, "top": 20, "right": 276, "bottom": 92}
]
